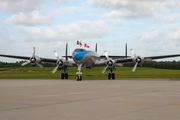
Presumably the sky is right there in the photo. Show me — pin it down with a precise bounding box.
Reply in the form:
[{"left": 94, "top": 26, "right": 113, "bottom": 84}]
[{"left": 0, "top": 0, "right": 180, "bottom": 62}]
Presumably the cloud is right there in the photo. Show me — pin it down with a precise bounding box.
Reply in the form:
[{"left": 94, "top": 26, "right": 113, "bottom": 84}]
[
  {"left": 131, "top": 23, "right": 180, "bottom": 55},
  {"left": 89, "top": 0, "right": 180, "bottom": 21},
  {"left": 17, "top": 20, "right": 113, "bottom": 42},
  {"left": 101, "top": 10, "right": 152, "bottom": 19},
  {"left": 48, "top": 6, "right": 85, "bottom": 18},
  {"left": 0, "top": 0, "right": 66, "bottom": 13},
  {"left": 106, "top": 19, "right": 126, "bottom": 26},
  {"left": 4, "top": 11, "right": 51, "bottom": 26},
  {"left": 0, "top": 0, "right": 44, "bottom": 13}
]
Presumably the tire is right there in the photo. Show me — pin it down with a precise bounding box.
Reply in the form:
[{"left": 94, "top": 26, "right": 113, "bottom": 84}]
[
  {"left": 61, "top": 73, "right": 64, "bottom": 79},
  {"left": 80, "top": 76, "right": 82, "bottom": 81},
  {"left": 76, "top": 75, "right": 79, "bottom": 81},
  {"left": 65, "top": 73, "right": 68, "bottom": 79},
  {"left": 112, "top": 73, "right": 115, "bottom": 80},
  {"left": 108, "top": 73, "right": 111, "bottom": 80}
]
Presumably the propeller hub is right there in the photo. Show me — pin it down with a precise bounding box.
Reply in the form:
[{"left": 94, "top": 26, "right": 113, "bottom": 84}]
[
  {"left": 136, "top": 57, "right": 142, "bottom": 63},
  {"left": 30, "top": 57, "right": 36, "bottom": 63},
  {"left": 107, "top": 60, "right": 114, "bottom": 66},
  {"left": 57, "top": 60, "right": 63, "bottom": 66}
]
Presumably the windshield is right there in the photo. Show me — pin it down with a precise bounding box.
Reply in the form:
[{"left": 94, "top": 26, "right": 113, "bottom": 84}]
[{"left": 75, "top": 49, "right": 86, "bottom": 52}]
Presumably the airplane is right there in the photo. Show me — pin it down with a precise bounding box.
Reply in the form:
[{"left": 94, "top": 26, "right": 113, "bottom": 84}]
[{"left": 0, "top": 41, "right": 180, "bottom": 81}]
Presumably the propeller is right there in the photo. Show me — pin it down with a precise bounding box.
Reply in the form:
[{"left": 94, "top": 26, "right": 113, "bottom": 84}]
[
  {"left": 21, "top": 47, "right": 43, "bottom": 68},
  {"left": 130, "top": 49, "right": 144, "bottom": 73},
  {"left": 52, "top": 51, "right": 64, "bottom": 74},
  {"left": 101, "top": 51, "right": 115, "bottom": 74},
  {"left": 52, "top": 43, "right": 68, "bottom": 74}
]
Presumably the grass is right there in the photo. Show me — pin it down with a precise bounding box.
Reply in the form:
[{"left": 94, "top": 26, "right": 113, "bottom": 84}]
[{"left": 0, "top": 67, "right": 180, "bottom": 80}]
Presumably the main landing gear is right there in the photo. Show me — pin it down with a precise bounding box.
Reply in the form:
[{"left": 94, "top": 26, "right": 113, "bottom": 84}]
[
  {"left": 61, "top": 68, "right": 68, "bottom": 79},
  {"left": 76, "top": 64, "right": 82, "bottom": 81},
  {"left": 108, "top": 70, "right": 115, "bottom": 80},
  {"left": 61, "top": 73, "right": 68, "bottom": 79}
]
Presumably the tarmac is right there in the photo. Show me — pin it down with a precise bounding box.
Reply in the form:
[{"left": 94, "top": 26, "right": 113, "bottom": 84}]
[{"left": 0, "top": 79, "right": 180, "bottom": 120}]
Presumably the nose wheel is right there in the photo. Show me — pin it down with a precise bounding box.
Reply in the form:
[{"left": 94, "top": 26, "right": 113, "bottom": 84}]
[{"left": 76, "top": 75, "right": 82, "bottom": 81}]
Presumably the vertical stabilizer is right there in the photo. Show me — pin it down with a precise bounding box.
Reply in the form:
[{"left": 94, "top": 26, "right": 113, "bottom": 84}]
[
  {"left": 66, "top": 43, "right": 68, "bottom": 60},
  {"left": 95, "top": 43, "right": 97, "bottom": 52},
  {"left": 125, "top": 43, "right": 127, "bottom": 59}
]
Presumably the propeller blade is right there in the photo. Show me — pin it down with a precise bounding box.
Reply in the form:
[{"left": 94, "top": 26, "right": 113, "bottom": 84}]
[
  {"left": 21, "top": 61, "right": 31, "bottom": 66},
  {"left": 54, "top": 51, "right": 59, "bottom": 60},
  {"left": 130, "top": 49, "right": 136, "bottom": 58},
  {"left": 52, "top": 65, "right": 59, "bottom": 74},
  {"left": 132, "top": 62, "right": 138, "bottom": 73},
  {"left": 104, "top": 51, "right": 109, "bottom": 60},
  {"left": 32, "top": 47, "right": 35, "bottom": 57},
  {"left": 101, "top": 65, "right": 109, "bottom": 74},
  {"left": 36, "top": 63, "right": 43, "bottom": 69}
]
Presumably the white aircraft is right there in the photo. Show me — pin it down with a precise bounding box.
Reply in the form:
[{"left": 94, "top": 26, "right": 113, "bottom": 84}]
[{"left": 0, "top": 42, "right": 180, "bottom": 81}]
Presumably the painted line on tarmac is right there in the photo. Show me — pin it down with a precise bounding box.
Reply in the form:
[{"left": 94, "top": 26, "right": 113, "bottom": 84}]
[
  {"left": 106, "top": 101, "right": 151, "bottom": 104},
  {"left": 170, "top": 103, "right": 180, "bottom": 106},
  {"left": 49, "top": 99, "right": 89, "bottom": 102},
  {"left": 0, "top": 98, "right": 34, "bottom": 100}
]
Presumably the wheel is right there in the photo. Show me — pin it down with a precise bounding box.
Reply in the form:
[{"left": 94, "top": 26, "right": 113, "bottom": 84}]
[
  {"left": 108, "top": 73, "right": 111, "bottom": 80},
  {"left": 76, "top": 75, "right": 79, "bottom": 81},
  {"left": 80, "top": 76, "right": 82, "bottom": 81},
  {"left": 112, "top": 73, "right": 115, "bottom": 80},
  {"left": 65, "top": 73, "right": 68, "bottom": 79},
  {"left": 61, "top": 73, "right": 64, "bottom": 79}
]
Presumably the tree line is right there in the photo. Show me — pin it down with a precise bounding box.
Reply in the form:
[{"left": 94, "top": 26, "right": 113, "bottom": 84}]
[
  {"left": 0, "top": 61, "right": 56, "bottom": 68},
  {"left": 1, "top": 60, "right": 180, "bottom": 70},
  {"left": 123, "top": 60, "right": 180, "bottom": 70}
]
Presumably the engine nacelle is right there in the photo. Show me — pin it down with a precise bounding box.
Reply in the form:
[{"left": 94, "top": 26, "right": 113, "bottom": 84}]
[
  {"left": 56, "top": 59, "right": 65, "bottom": 68},
  {"left": 30, "top": 55, "right": 42, "bottom": 64},
  {"left": 132, "top": 56, "right": 144, "bottom": 65},
  {"left": 105, "top": 58, "right": 115, "bottom": 68}
]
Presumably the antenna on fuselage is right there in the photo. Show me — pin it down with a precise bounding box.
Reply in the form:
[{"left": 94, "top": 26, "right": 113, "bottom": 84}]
[{"left": 95, "top": 43, "right": 97, "bottom": 52}]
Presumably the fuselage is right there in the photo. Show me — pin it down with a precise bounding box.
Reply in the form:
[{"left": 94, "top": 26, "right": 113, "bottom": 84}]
[{"left": 72, "top": 47, "right": 100, "bottom": 67}]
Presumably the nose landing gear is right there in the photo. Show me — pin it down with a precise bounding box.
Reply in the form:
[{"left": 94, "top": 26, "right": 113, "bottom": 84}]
[{"left": 76, "top": 64, "right": 82, "bottom": 81}]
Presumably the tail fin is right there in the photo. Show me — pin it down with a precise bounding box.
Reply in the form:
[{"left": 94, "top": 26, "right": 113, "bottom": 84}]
[
  {"left": 65, "top": 43, "right": 68, "bottom": 60},
  {"left": 95, "top": 43, "right": 97, "bottom": 52},
  {"left": 125, "top": 43, "right": 127, "bottom": 59}
]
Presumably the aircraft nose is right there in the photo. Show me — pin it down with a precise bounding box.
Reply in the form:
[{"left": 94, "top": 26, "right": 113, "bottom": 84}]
[{"left": 74, "top": 52, "right": 84, "bottom": 61}]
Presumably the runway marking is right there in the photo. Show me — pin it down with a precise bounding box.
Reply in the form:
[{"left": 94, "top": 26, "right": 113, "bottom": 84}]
[
  {"left": 106, "top": 101, "right": 151, "bottom": 104},
  {"left": 0, "top": 98, "right": 34, "bottom": 100},
  {"left": 49, "top": 99, "right": 89, "bottom": 102},
  {"left": 170, "top": 104, "right": 180, "bottom": 106}
]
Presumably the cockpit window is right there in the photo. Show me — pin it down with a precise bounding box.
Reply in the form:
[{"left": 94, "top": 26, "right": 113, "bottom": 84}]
[{"left": 75, "top": 49, "right": 85, "bottom": 52}]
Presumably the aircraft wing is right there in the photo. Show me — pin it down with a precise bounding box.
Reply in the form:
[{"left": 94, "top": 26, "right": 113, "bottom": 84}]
[
  {"left": 0, "top": 54, "right": 31, "bottom": 60},
  {"left": 0, "top": 54, "right": 76, "bottom": 67},
  {"left": 116, "top": 54, "right": 180, "bottom": 64},
  {"left": 62, "top": 55, "right": 73, "bottom": 59},
  {"left": 100, "top": 55, "right": 130, "bottom": 59},
  {"left": 0, "top": 54, "right": 57, "bottom": 63}
]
